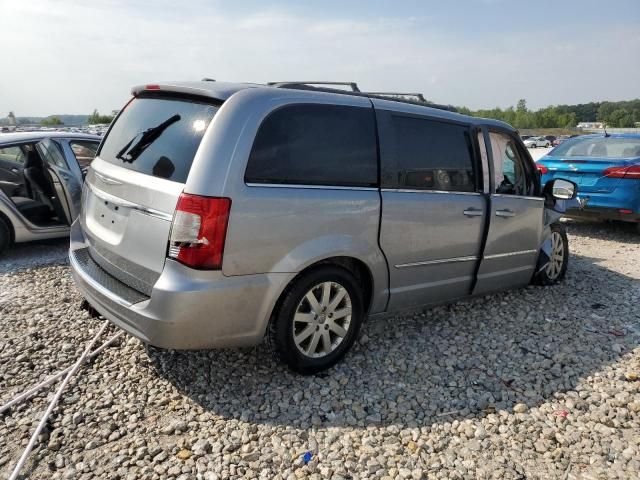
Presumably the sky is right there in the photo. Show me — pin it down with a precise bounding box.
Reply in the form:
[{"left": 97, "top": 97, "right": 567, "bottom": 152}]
[{"left": 1, "top": 0, "right": 639, "bottom": 117}]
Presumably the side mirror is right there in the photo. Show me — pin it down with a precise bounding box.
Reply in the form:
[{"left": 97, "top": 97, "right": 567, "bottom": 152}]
[{"left": 544, "top": 178, "right": 577, "bottom": 200}]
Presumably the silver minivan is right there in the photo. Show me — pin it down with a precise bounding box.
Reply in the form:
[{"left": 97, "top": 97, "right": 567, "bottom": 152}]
[{"left": 69, "top": 80, "right": 578, "bottom": 373}]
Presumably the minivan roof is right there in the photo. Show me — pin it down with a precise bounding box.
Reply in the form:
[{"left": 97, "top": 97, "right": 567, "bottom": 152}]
[{"left": 131, "top": 80, "right": 515, "bottom": 132}]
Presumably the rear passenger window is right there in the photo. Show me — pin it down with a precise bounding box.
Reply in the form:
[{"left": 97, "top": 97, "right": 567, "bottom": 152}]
[
  {"left": 69, "top": 141, "right": 99, "bottom": 168},
  {"left": 0, "top": 146, "right": 26, "bottom": 165},
  {"left": 390, "top": 116, "right": 475, "bottom": 192},
  {"left": 245, "top": 104, "right": 378, "bottom": 187}
]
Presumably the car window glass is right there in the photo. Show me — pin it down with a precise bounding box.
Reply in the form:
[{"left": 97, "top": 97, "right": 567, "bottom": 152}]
[
  {"left": 37, "top": 140, "right": 67, "bottom": 168},
  {"left": 390, "top": 115, "right": 475, "bottom": 192},
  {"left": 489, "top": 132, "right": 531, "bottom": 195},
  {"left": 552, "top": 137, "right": 640, "bottom": 159},
  {"left": 99, "top": 96, "right": 219, "bottom": 183},
  {"left": 0, "top": 146, "right": 26, "bottom": 165},
  {"left": 245, "top": 104, "right": 378, "bottom": 187},
  {"left": 69, "top": 140, "right": 99, "bottom": 168}
]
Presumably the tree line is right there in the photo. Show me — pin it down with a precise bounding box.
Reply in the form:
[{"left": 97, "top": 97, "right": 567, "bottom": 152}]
[
  {"left": 456, "top": 98, "right": 640, "bottom": 129},
  {"left": 7, "top": 100, "right": 640, "bottom": 129},
  {"left": 87, "top": 109, "right": 116, "bottom": 124}
]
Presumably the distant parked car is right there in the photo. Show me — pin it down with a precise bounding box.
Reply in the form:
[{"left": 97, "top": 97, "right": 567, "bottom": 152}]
[
  {"left": 520, "top": 135, "right": 533, "bottom": 141},
  {"left": 524, "top": 136, "right": 551, "bottom": 148},
  {"left": 0, "top": 132, "right": 100, "bottom": 255},
  {"left": 538, "top": 134, "right": 640, "bottom": 232},
  {"left": 544, "top": 135, "right": 557, "bottom": 145},
  {"left": 552, "top": 135, "right": 570, "bottom": 147}
]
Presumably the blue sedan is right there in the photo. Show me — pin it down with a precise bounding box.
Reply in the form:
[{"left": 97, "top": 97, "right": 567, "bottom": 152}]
[{"left": 537, "top": 133, "right": 640, "bottom": 232}]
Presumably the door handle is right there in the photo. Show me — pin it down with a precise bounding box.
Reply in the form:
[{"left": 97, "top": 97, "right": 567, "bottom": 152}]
[
  {"left": 495, "top": 209, "right": 516, "bottom": 218},
  {"left": 11, "top": 168, "right": 19, "bottom": 173},
  {"left": 463, "top": 208, "right": 483, "bottom": 217}
]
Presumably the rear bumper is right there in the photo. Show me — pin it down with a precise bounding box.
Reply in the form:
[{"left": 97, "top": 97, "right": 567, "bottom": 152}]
[
  {"left": 567, "top": 187, "right": 640, "bottom": 223},
  {"left": 565, "top": 206, "right": 640, "bottom": 223},
  {"left": 69, "top": 220, "right": 294, "bottom": 349}
]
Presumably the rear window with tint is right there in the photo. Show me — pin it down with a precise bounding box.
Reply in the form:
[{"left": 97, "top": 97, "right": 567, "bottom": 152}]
[
  {"left": 551, "top": 137, "right": 640, "bottom": 159},
  {"left": 245, "top": 104, "right": 378, "bottom": 187},
  {"left": 389, "top": 115, "right": 475, "bottom": 192},
  {"left": 98, "top": 96, "right": 219, "bottom": 182}
]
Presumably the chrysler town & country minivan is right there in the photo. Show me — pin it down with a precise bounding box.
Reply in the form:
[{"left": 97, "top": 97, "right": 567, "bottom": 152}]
[{"left": 69, "top": 80, "right": 577, "bottom": 373}]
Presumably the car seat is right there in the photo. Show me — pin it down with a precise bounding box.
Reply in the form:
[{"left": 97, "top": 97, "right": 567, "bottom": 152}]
[{"left": 22, "top": 150, "right": 67, "bottom": 223}]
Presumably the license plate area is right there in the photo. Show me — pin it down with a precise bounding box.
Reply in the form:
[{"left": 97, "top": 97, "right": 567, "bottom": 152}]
[{"left": 85, "top": 190, "right": 131, "bottom": 243}]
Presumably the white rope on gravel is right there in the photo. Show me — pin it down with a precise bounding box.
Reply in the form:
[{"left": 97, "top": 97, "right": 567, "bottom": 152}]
[
  {"left": 0, "top": 330, "right": 124, "bottom": 415},
  {"left": 7, "top": 320, "right": 109, "bottom": 480}
]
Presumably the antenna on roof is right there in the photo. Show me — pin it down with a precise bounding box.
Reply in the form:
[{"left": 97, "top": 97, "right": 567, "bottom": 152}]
[{"left": 201, "top": 78, "right": 216, "bottom": 82}]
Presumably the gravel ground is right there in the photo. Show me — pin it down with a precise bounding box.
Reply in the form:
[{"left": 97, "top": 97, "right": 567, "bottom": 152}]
[{"left": 1, "top": 221, "right": 639, "bottom": 480}]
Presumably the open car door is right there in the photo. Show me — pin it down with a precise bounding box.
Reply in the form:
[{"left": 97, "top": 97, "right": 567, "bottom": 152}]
[{"left": 35, "top": 139, "right": 83, "bottom": 225}]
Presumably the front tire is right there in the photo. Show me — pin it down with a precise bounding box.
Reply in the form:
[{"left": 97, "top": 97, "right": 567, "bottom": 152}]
[
  {"left": 533, "top": 223, "right": 568, "bottom": 285},
  {"left": 268, "top": 265, "right": 364, "bottom": 374},
  {"left": 0, "top": 218, "right": 11, "bottom": 256}
]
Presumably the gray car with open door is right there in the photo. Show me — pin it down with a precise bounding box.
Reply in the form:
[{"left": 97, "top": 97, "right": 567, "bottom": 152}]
[{"left": 0, "top": 132, "right": 100, "bottom": 254}]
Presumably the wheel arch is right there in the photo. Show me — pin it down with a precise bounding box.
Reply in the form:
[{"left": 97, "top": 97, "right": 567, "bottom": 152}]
[
  {"left": 0, "top": 210, "right": 15, "bottom": 245},
  {"left": 268, "top": 256, "right": 375, "bottom": 326}
]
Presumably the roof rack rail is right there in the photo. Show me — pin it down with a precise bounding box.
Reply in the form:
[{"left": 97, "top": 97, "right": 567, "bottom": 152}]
[
  {"left": 365, "top": 92, "right": 428, "bottom": 103},
  {"left": 268, "top": 81, "right": 456, "bottom": 112},
  {"left": 268, "top": 81, "right": 360, "bottom": 92}
]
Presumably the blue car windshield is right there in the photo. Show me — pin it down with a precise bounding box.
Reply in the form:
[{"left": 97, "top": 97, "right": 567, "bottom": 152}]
[{"left": 551, "top": 137, "right": 640, "bottom": 159}]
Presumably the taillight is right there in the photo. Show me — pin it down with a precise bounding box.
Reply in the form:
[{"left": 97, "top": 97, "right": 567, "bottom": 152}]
[
  {"left": 603, "top": 165, "right": 640, "bottom": 179},
  {"left": 537, "top": 164, "right": 548, "bottom": 174},
  {"left": 145, "top": 84, "right": 161, "bottom": 90},
  {"left": 168, "top": 194, "right": 231, "bottom": 270}
]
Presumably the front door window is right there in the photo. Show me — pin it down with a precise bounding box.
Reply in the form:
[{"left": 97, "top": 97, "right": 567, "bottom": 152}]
[{"left": 489, "top": 132, "right": 534, "bottom": 196}]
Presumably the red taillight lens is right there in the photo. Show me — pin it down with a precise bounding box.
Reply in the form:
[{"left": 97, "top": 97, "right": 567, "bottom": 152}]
[
  {"left": 145, "top": 84, "right": 161, "bottom": 90},
  {"left": 537, "top": 164, "right": 548, "bottom": 174},
  {"left": 168, "top": 194, "right": 231, "bottom": 270},
  {"left": 603, "top": 165, "right": 640, "bottom": 179}
]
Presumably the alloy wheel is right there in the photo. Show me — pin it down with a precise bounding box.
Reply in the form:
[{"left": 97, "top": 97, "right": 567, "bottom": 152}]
[
  {"left": 292, "top": 281, "right": 352, "bottom": 358},
  {"left": 545, "top": 231, "right": 564, "bottom": 280}
]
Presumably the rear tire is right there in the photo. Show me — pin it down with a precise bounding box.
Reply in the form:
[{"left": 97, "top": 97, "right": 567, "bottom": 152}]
[
  {"left": 0, "top": 218, "right": 11, "bottom": 256},
  {"left": 267, "top": 265, "right": 364, "bottom": 374},
  {"left": 533, "top": 223, "right": 568, "bottom": 286}
]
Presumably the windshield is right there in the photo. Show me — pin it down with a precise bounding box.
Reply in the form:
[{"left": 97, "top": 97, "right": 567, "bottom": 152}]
[
  {"left": 98, "top": 96, "right": 219, "bottom": 182},
  {"left": 550, "top": 136, "right": 640, "bottom": 159}
]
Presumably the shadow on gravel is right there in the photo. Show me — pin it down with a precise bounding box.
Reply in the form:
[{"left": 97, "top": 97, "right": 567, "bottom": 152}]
[
  {"left": 564, "top": 218, "right": 640, "bottom": 245},
  {"left": 0, "top": 238, "right": 69, "bottom": 274},
  {"left": 147, "top": 252, "right": 639, "bottom": 429}
]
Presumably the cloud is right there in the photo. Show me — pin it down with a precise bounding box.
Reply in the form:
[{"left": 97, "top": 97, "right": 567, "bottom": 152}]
[{"left": 0, "top": 0, "right": 638, "bottom": 116}]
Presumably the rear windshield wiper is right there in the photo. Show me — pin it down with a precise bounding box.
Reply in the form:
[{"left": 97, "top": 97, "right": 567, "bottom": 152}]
[{"left": 116, "top": 114, "right": 181, "bottom": 163}]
